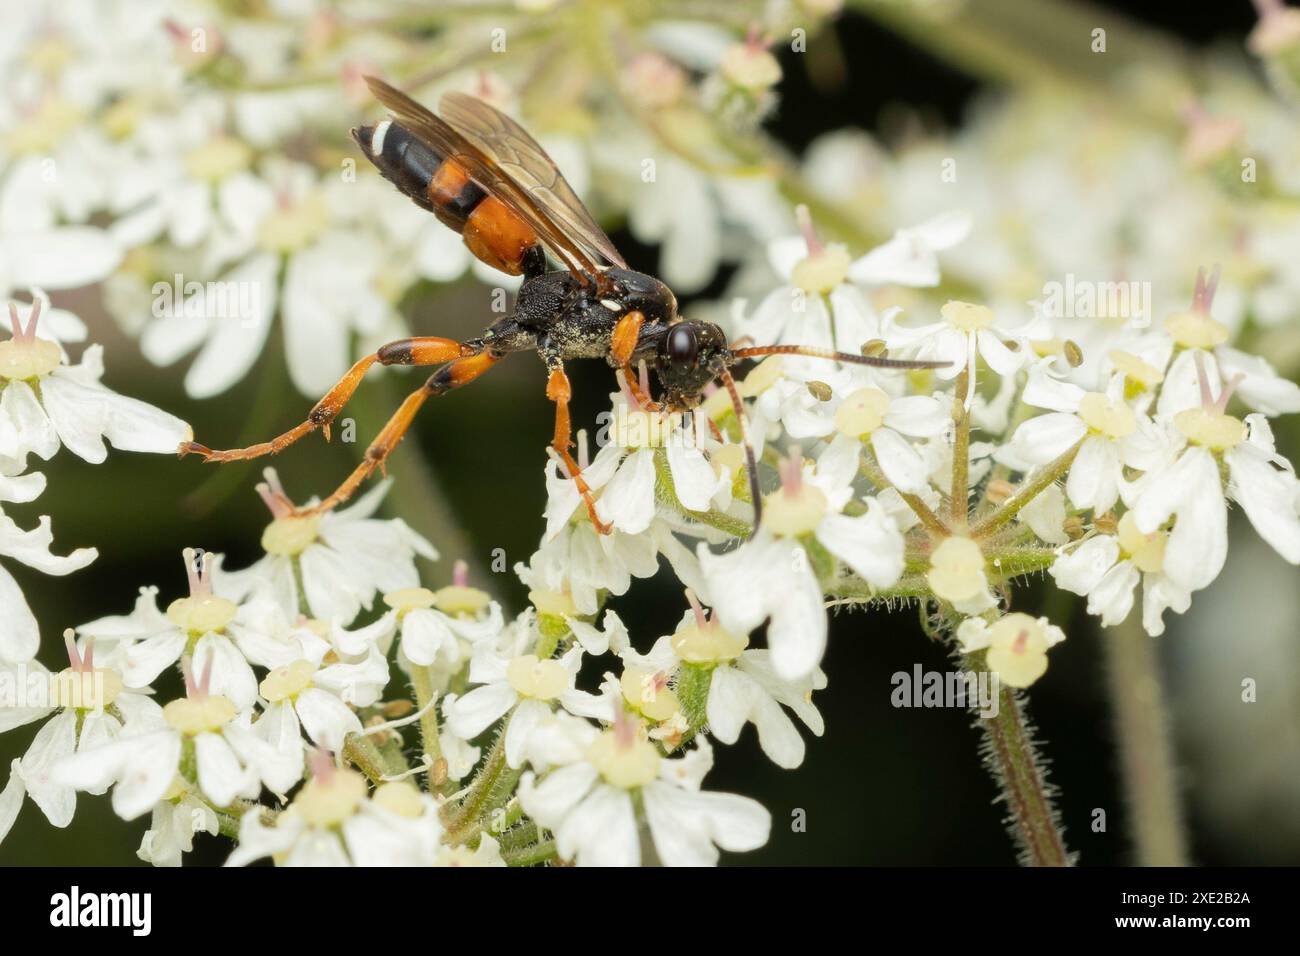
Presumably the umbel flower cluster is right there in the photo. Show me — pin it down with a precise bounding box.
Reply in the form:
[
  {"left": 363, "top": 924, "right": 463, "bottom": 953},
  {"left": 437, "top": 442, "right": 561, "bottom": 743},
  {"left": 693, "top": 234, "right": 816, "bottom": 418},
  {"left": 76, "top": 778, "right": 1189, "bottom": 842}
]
[
  {"left": 2, "top": 0, "right": 1300, "bottom": 866},
  {"left": 3, "top": 217, "right": 1298, "bottom": 864}
]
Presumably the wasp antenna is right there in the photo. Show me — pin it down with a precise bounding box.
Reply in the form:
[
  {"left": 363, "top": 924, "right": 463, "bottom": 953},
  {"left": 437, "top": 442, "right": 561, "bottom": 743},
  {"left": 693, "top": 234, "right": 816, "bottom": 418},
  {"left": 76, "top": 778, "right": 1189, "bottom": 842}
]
[
  {"left": 730, "top": 344, "right": 949, "bottom": 371},
  {"left": 716, "top": 365, "right": 762, "bottom": 538}
]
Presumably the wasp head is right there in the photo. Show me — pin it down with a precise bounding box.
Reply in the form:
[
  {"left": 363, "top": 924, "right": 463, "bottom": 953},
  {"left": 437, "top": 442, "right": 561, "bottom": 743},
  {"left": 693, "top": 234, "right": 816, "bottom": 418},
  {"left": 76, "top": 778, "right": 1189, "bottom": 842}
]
[{"left": 652, "top": 320, "right": 732, "bottom": 410}]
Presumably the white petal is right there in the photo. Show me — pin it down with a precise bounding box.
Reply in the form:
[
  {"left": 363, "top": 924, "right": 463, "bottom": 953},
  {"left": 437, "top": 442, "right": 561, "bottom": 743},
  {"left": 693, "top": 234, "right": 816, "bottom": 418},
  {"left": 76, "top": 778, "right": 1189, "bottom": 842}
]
[
  {"left": 1228, "top": 445, "right": 1300, "bottom": 564},
  {"left": 1064, "top": 435, "right": 1119, "bottom": 512},
  {"left": 642, "top": 781, "right": 770, "bottom": 865},
  {"left": 195, "top": 732, "right": 259, "bottom": 807},
  {"left": 294, "top": 688, "right": 363, "bottom": 753},
  {"left": 0, "top": 565, "right": 38, "bottom": 662},
  {"left": 596, "top": 450, "right": 657, "bottom": 535},
  {"left": 558, "top": 784, "right": 640, "bottom": 866},
  {"left": 1009, "top": 413, "right": 1087, "bottom": 465},
  {"left": 445, "top": 682, "right": 517, "bottom": 740},
  {"left": 1050, "top": 536, "right": 1119, "bottom": 596},
  {"left": 817, "top": 504, "right": 904, "bottom": 589},
  {"left": 871, "top": 426, "right": 931, "bottom": 495}
]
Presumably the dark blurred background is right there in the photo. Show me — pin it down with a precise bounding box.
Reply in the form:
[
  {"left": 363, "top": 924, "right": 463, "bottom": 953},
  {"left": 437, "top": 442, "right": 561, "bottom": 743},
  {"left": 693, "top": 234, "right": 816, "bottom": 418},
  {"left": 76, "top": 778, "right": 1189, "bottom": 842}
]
[{"left": 3, "top": 0, "right": 1295, "bottom": 866}]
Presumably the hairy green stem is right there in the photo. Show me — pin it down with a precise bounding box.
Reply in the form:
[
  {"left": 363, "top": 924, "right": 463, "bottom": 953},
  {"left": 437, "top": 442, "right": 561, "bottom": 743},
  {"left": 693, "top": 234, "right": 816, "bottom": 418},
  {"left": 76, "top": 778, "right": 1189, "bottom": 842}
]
[
  {"left": 408, "top": 664, "right": 449, "bottom": 794},
  {"left": 860, "top": 451, "right": 949, "bottom": 539},
  {"left": 972, "top": 670, "right": 1072, "bottom": 867},
  {"left": 343, "top": 732, "right": 401, "bottom": 785},
  {"left": 951, "top": 369, "right": 971, "bottom": 530},
  {"left": 502, "top": 839, "right": 558, "bottom": 867},
  {"left": 971, "top": 439, "right": 1084, "bottom": 539}
]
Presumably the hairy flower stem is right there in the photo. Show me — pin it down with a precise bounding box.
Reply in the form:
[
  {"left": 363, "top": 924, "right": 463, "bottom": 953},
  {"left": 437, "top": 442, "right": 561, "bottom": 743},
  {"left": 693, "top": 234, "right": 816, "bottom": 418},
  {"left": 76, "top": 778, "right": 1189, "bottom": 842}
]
[
  {"left": 408, "top": 665, "right": 448, "bottom": 794},
  {"left": 343, "top": 732, "right": 400, "bottom": 785},
  {"left": 1101, "top": 612, "right": 1190, "bottom": 865},
  {"left": 443, "top": 721, "right": 511, "bottom": 842},
  {"left": 971, "top": 439, "right": 1084, "bottom": 539},
  {"left": 502, "top": 838, "right": 558, "bottom": 867},
  {"left": 951, "top": 369, "right": 971, "bottom": 530},
  {"left": 971, "top": 670, "right": 1071, "bottom": 866}
]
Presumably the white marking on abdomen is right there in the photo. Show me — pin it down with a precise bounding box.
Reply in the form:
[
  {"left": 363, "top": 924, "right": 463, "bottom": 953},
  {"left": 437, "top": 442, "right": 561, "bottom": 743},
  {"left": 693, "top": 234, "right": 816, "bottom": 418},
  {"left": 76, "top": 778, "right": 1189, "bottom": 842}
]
[{"left": 371, "top": 119, "right": 391, "bottom": 157}]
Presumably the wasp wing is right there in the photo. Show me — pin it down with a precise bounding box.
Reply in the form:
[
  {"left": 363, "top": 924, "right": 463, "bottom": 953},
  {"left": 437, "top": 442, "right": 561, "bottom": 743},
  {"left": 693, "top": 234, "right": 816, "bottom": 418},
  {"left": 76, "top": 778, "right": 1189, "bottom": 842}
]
[
  {"left": 364, "top": 77, "right": 611, "bottom": 279},
  {"left": 440, "top": 90, "right": 628, "bottom": 272}
]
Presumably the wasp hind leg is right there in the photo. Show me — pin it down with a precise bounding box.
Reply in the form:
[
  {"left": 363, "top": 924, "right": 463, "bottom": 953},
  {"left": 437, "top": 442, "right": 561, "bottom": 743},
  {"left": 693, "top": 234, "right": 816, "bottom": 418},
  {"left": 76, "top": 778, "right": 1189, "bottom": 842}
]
[
  {"left": 546, "top": 361, "right": 612, "bottom": 536},
  {"left": 305, "top": 349, "right": 504, "bottom": 515},
  {"left": 180, "top": 336, "right": 473, "bottom": 464}
]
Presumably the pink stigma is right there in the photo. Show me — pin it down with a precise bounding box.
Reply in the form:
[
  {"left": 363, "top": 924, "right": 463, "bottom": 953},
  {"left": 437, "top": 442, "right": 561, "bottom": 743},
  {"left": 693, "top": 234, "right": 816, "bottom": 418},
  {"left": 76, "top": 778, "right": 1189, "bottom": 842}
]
[
  {"left": 1191, "top": 265, "right": 1221, "bottom": 315},
  {"left": 795, "top": 205, "right": 823, "bottom": 257},
  {"left": 684, "top": 588, "right": 710, "bottom": 629},
  {"left": 452, "top": 559, "right": 469, "bottom": 588},
  {"left": 7, "top": 298, "right": 42, "bottom": 343}
]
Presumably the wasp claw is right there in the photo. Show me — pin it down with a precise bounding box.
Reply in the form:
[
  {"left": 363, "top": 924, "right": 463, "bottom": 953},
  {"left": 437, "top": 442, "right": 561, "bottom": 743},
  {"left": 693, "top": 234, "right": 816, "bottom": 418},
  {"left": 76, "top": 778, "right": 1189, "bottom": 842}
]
[
  {"left": 322, "top": 423, "right": 332, "bottom": 442},
  {"left": 179, "top": 441, "right": 213, "bottom": 460}
]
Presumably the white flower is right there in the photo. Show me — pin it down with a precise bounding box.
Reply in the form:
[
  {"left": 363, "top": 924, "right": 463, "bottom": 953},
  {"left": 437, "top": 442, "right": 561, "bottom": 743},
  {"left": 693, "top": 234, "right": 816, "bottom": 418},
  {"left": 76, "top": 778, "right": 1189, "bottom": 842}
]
[
  {"left": 1051, "top": 514, "right": 1191, "bottom": 637},
  {"left": 886, "top": 300, "right": 1028, "bottom": 405},
  {"left": 380, "top": 573, "right": 505, "bottom": 679},
  {"left": 956, "top": 613, "right": 1065, "bottom": 688},
  {"left": 0, "top": 632, "right": 159, "bottom": 842},
  {"left": 256, "top": 644, "right": 390, "bottom": 755},
  {"left": 1008, "top": 363, "right": 1145, "bottom": 513},
  {"left": 216, "top": 471, "right": 437, "bottom": 626},
  {"left": 444, "top": 618, "right": 592, "bottom": 769},
  {"left": 698, "top": 451, "right": 905, "bottom": 679},
  {"left": 830, "top": 386, "right": 951, "bottom": 494},
  {"left": 1126, "top": 362, "right": 1300, "bottom": 592},
  {"left": 664, "top": 602, "right": 826, "bottom": 769},
  {"left": 52, "top": 662, "right": 301, "bottom": 821},
  {"left": 927, "top": 535, "right": 997, "bottom": 616},
  {"left": 0, "top": 471, "right": 97, "bottom": 662},
  {"left": 136, "top": 786, "right": 220, "bottom": 868},
  {"left": 226, "top": 770, "right": 444, "bottom": 867},
  {"left": 102, "top": 550, "right": 266, "bottom": 710},
  {"left": 0, "top": 296, "right": 192, "bottom": 469},
  {"left": 519, "top": 718, "right": 769, "bottom": 866}
]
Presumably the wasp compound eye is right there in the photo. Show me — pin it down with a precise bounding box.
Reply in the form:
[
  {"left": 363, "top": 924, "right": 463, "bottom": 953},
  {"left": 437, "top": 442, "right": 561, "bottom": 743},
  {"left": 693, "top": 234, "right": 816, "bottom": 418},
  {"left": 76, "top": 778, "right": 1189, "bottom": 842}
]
[{"left": 666, "top": 324, "right": 699, "bottom": 365}]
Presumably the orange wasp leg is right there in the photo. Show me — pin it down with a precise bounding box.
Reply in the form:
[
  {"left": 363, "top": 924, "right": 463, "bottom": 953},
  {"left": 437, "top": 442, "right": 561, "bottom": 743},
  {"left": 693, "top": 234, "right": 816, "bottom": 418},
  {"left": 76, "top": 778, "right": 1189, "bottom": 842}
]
[
  {"left": 305, "top": 349, "right": 504, "bottom": 514},
  {"left": 547, "top": 364, "right": 612, "bottom": 535},
  {"left": 179, "top": 336, "right": 470, "bottom": 463},
  {"left": 609, "top": 310, "right": 660, "bottom": 411}
]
